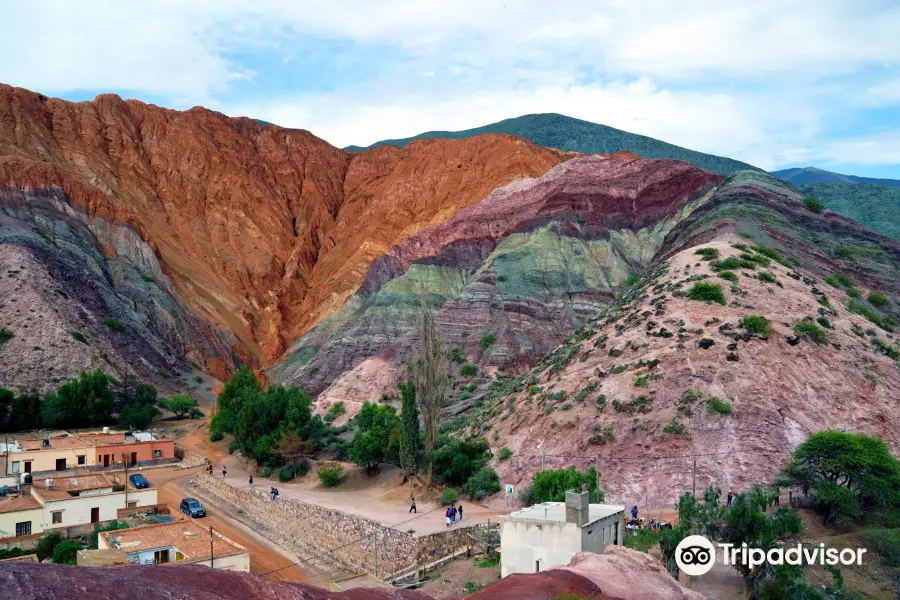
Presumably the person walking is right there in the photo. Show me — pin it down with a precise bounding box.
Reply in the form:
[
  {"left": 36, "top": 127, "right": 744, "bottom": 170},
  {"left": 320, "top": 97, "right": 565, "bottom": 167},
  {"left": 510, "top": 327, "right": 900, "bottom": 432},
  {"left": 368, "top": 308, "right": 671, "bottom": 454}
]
[
  {"left": 630, "top": 505, "right": 638, "bottom": 520},
  {"left": 222, "top": 466, "right": 227, "bottom": 479},
  {"left": 726, "top": 493, "right": 733, "bottom": 508},
  {"left": 270, "top": 487, "right": 275, "bottom": 501},
  {"left": 457, "top": 503, "right": 463, "bottom": 523},
  {"left": 409, "top": 496, "right": 417, "bottom": 514},
  {"left": 248, "top": 475, "right": 253, "bottom": 491},
  {"left": 445, "top": 506, "right": 452, "bottom": 529},
  {"left": 450, "top": 503, "right": 457, "bottom": 527}
]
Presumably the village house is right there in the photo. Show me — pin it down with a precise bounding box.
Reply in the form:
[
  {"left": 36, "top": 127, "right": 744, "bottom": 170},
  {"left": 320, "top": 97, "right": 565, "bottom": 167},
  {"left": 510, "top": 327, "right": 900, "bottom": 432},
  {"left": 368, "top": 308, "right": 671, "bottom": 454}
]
[
  {"left": 0, "top": 472, "right": 157, "bottom": 539},
  {"left": 97, "top": 520, "right": 250, "bottom": 571},
  {"left": 1, "top": 429, "right": 175, "bottom": 476},
  {"left": 500, "top": 490, "right": 625, "bottom": 577}
]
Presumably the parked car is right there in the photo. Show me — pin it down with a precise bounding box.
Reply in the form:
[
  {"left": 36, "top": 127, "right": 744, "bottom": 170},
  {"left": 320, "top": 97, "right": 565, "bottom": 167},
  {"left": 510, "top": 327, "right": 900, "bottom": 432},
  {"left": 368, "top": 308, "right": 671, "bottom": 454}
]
[
  {"left": 180, "top": 498, "right": 206, "bottom": 518},
  {"left": 128, "top": 473, "right": 150, "bottom": 489}
]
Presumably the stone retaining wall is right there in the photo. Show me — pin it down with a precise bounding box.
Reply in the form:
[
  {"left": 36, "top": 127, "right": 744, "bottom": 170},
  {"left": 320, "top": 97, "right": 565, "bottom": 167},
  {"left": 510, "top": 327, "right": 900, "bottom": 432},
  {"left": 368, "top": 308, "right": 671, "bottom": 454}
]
[{"left": 193, "top": 474, "right": 490, "bottom": 578}]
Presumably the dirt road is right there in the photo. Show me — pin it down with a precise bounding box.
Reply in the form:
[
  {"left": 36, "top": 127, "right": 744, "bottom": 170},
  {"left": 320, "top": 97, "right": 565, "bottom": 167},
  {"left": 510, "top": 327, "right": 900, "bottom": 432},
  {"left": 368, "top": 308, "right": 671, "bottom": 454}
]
[{"left": 146, "top": 465, "right": 313, "bottom": 583}]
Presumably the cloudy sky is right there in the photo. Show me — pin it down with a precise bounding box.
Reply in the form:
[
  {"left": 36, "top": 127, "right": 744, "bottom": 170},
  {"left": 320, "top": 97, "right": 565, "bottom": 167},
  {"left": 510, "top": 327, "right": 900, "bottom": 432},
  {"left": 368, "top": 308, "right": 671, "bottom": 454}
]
[{"left": 2, "top": 0, "right": 899, "bottom": 176}]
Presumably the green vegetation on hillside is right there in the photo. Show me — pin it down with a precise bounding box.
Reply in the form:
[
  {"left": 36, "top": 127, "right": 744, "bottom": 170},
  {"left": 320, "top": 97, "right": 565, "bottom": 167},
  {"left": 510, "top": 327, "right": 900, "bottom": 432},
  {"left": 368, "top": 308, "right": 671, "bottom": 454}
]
[
  {"left": 348, "top": 113, "right": 761, "bottom": 175},
  {"left": 796, "top": 183, "right": 900, "bottom": 240}
]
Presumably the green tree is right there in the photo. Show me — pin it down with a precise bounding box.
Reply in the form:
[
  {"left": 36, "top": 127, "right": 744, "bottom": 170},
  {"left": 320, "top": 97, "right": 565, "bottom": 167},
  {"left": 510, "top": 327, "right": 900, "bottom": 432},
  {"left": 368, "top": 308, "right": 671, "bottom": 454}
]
[
  {"left": 349, "top": 401, "right": 400, "bottom": 471},
  {"left": 42, "top": 371, "right": 115, "bottom": 428},
  {"left": 467, "top": 466, "right": 501, "bottom": 500},
  {"left": 164, "top": 394, "right": 198, "bottom": 419},
  {"left": 779, "top": 430, "right": 900, "bottom": 525},
  {"left": 413, "top": 305, "right": 450, "bottom": 486},
  {"left": 89, "top": 520, "right": 130, "bottom": 549},
  {"left": 0, "top": 387, "right": 12, "bottom": 432},
  {"left": 52, "top": 540, "right": 81, "bottom": 565},
  {"left": 10, "top": 390, "right": 42, "bottom": 431},
  {"left": 36, "top": 531, "right": 62, "bottom": 560},
  {"left": 399, "top": 380, "right": 421, "bottom": 478},
  {"left": 430, "top": 435, "right": 492, "bottom": 486},
  {"left": 531, "top": 466, "right": 603, "bottom": 504}
]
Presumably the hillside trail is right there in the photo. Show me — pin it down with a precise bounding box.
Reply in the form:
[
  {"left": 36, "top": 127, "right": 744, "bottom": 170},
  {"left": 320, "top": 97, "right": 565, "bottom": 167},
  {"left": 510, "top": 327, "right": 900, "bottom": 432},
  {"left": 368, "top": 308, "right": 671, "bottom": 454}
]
[{"left": 168, "top": 416, "right": 506, "bottom": 535}]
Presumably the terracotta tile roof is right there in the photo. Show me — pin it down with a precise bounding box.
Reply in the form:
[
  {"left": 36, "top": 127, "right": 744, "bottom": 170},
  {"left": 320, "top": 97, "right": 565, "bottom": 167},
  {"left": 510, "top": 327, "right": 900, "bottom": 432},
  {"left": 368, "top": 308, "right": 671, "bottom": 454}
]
[
  {"left": 20, "top": 437, "right": 95, "bottom": 451},
  {"left": 0, "top": 554, "right": 39, "bottom": 562},
  {"left": 0, "top": 495, "right": 42, "bottom": 514},
  {"left": 31, "top": 474, "right": 125, "bottom": 501},
  {"left": 101, "top": 521, "right": 245, "bottom": 562}
]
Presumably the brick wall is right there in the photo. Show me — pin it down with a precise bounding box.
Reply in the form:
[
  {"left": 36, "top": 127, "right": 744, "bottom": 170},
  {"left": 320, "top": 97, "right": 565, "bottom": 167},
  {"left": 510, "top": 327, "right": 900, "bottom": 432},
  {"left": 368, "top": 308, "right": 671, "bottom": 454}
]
[{"left": 193, "top": 474, "right": 485, "bottom": 577}]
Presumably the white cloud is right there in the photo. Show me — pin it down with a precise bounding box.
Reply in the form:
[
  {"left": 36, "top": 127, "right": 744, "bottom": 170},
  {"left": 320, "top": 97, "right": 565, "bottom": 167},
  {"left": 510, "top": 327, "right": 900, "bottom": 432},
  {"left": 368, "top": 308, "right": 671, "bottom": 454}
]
[
  {"left": 225, "top": 79, "right": 823, "bottom": 170},
  {"left": 817, "top": 130, "right": 900, "bottom": 165}
]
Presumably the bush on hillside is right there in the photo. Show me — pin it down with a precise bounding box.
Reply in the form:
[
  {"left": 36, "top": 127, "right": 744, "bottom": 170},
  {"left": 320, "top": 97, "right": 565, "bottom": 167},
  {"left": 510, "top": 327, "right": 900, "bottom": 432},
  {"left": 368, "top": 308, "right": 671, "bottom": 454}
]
[
  {"left": 52, "top": 540, "right": 81, "bottom": 565},
  {"left": 694, "top": 247, "right": 720, "bottom": 260},
  {"left": 868, "top": 292, "right": 890, "bottom": 307},
  {"left": 459, "top": 363, "right": 478, "bottom": 377},
  {"left": 532, "top": 466, "right": 603, "bottom": 504},
  {"left": 467, "top": 466, "right": 501, "bottom": 500},
  {"left": 104, "top": 317, "right": 125, "bottom": 332},
  {"left": 739, "top": 315, "right": 770, "bottom": 337},
  {"left": 439, "top": 487, "right": 459, "bottom": 506},
  {"left": 497, "top": 447, "right": 513, "bottom": 461},
  {"left": 36, "top": 531, "right": 62, "bottom": 560},
  {"left": 792, "top": 320, "right": 829, "bottom": 345},
  {"left": 479, "top": 333, "right": 497, "bottom": 351},
  {"left": 863, "top": 529, "right": 900, "bottom": 567},
  {"left": 803, "top": 196, "right": 825, "bottom": 213},
  {"left": 0, "top": 328, "right": 14, "bottom": 344},
  {"left": 687, "top": 282, "right": 726, "bottom": 305},
  {"left": 317, "top": 465, "right": 342, "bottom": 488},
  {"left": 707, "top": 397, "right": 732, "bottom": 416}
]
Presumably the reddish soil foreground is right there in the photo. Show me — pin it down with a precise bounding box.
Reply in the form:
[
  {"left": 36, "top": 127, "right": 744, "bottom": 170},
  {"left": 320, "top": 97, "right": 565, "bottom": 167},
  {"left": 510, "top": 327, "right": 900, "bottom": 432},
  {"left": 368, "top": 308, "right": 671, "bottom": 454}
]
[
  {"left": 0, "top": 83, "right": 567, "bottom": 365},
  {"left": 0, "top": 548, "right": 700, "bottom": 600}
]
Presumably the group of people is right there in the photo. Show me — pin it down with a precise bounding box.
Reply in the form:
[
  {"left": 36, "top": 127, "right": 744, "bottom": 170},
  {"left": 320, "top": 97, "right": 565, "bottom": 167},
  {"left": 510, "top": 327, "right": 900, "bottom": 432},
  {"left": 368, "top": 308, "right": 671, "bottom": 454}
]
[
  {"left": 269, "top": 487, "right": 280, "bottom": 501},
  {"left": 445, "top": 502, "right": 463, "bottom": 528},
  {"left": 625, "top": 506, "right": 671, "bottom": 531}
]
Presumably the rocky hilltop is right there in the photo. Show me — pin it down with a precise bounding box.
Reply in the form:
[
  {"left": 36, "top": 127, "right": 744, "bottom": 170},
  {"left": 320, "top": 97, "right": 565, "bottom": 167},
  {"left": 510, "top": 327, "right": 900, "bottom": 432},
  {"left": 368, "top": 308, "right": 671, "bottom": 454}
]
[{"left": 0, "top": 84, "right": 565, "bottom": 388}]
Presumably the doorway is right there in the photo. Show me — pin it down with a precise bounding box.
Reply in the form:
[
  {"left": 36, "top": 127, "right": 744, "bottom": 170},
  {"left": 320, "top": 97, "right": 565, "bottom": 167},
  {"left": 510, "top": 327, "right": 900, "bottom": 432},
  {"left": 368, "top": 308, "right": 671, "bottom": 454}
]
[
  {"left": 130, "top": 452, "right": 138, "bottom": 466},
  {"left": 103, "top": 454, "right": 110, "bottom": 467},
  {"left": 24, "top": 461, "right": 32, "bottom": 474},
  {"left": 90, "top": 507, "right": 100, "bottom": 523},
  {"left": 55, "top": 458, "right": 66, "bottom": 471}
]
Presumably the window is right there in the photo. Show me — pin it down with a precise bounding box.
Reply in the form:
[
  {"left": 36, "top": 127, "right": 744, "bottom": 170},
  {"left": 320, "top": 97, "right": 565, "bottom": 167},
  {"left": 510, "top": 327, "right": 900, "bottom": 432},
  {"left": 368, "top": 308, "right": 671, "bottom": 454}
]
[
  {"left": 15, "top": 522, "right": 32, "bottom": 537},
  {"left": 77, "top": 455, "right": 86, "bottom": 465},
  {"left": 52, "top": 511, "right": 63, "bottom": 524},
  {"left": 127, "top": 502, "right": 137, "bottom": 508},
  {"left": 153, "top": 450, "right": 162, "bottom": 458},
  {"left": 11, "top": 461, "right": 19, "bottom": 473},
  {"left": 535, "top": 559, "right": 541, "bottom": 573},
  {"left": 154, "top": 549, "right": 170, "bottom": 564}
]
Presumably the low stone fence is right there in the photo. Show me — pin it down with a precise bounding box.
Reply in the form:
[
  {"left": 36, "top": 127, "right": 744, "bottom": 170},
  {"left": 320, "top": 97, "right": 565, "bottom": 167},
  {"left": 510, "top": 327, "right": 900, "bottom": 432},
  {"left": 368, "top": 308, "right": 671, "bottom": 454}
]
[
  {"left": 178, "top": 449, "right": 209, "bottom": 468},
  {"left": 116, "top": 503, "right": 171, "bottom": 520},
  {"left": 192, "top": 474, "right": 491, "bottom": 579}
]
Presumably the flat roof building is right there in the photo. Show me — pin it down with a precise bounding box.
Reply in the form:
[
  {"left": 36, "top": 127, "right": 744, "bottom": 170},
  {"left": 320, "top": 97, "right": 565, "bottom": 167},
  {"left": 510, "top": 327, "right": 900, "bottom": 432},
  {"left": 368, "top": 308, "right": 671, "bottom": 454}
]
[
  {"left": 500, "top": 490, "right": 625, "bottom": 577},
  {"left": 99, "top": 520, "right": 250, "bottom": 572}
]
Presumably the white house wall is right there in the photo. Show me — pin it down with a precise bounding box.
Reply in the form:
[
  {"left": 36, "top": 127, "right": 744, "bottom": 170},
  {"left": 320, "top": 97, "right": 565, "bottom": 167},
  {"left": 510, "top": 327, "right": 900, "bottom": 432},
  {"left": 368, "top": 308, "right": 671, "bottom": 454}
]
[{"left": 41, "top": 488, "right": 157, "bottom": 529}]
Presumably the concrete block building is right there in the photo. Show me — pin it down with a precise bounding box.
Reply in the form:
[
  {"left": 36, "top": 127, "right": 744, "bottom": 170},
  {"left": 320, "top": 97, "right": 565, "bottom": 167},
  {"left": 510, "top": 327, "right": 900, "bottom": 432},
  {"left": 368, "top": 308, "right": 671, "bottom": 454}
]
[{"left": 500, "top": 490, "right": 624, "bottom": 577}]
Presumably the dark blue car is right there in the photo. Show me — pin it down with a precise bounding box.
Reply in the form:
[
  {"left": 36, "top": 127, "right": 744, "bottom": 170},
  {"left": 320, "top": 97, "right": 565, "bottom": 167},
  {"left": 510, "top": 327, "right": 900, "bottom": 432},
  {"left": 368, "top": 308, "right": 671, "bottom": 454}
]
[
  {"left": 180, "top": 498, "right": 206, "bottom": 518},
  {"left": 128, "top": 473, "right": 150, "bottom": 489}
]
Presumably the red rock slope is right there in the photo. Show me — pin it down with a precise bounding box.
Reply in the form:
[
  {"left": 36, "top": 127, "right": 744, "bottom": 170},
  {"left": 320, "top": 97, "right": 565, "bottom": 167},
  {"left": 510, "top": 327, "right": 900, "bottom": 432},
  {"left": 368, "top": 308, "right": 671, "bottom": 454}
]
[{"left": 0, "top": 84, "right": 567, "bottom": 369}]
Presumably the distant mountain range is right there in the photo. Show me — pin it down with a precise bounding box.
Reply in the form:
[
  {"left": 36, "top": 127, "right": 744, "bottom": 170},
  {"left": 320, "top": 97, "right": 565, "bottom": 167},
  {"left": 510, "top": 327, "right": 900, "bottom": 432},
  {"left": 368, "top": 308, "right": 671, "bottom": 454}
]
[
  {"left": 346, "top": 113, "right": 761, "bottom": 176},
  {"left": 771, "top": 167, "right": 900, "bottom": 187}
]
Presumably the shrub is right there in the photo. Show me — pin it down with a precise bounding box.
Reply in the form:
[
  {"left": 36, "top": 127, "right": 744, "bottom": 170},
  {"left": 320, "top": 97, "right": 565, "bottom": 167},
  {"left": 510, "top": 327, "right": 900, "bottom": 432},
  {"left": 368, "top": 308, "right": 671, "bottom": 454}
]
[
  {"left": 864, "top": 529, "right": 900, "bottom": 567},
  {"left": 439, "top": 487, "right": 459, "bottom": 506},
  {"left": 846, "top": 300, "right": 888, "bottom": 330},
  {"left": 518, "top": 484, "right": 536, "bottom": 507},
  {"left": 278, "top": 464, "right": 303, "bottom": 482},
  {"left": 194, "top": 375, "right": 203, "bottom": 384},
  {"left": 752, "top": 246, "right": 782, "bottom": 260},
  {"left": 633, "top": 375, "right": 648, "bottom": 388},
  {"left": 687, "top": 282, "right": 726, "bottom": 305},
  {"left": 663, "top": 420, "right": 687, "bottom": 436},
  {"left": 739, "top": 315, "right": 770, "bottom": 337},
  {"left": 710, "top": 257, "right": 755, "bottom": 271},
  {"left": 327, "top": 401, "right": 346, "bottom": 416},
  {"left": 803, "top": 196, "right": 824, "bottom": 213},
  {"left": 621, "top": 274, "right": 641, "bottom": 288},
  {"left": 317, "top": 465, "right": 342, "bottom": 487},
  {"left": 588, "top": 424, "right": 615, "bottom": 445},
  {"left": 89, "top": 520, "right": 129, "bottom": 549},
  {"left": 156, "top": 369, "right": 169, "bottom": 378},
  {"left": 0, "top": 328, "right": 12, "bottom": 344},
  {"left": 816, "top": 316, "right": 831, "bottom": 329},
  {"left": 450, "top": 347, "right": 466, "bottom": 363},
  {"left": 532, "top": 466, "right": 603, "bottom": 503},
  {"left": 868, "top": 292, "right": 890, "bottom": 307},
  {"left": 498, "top": 447, "right": 513, "bottom": 461},
  {"left": 104, "top": 317, "right": 125, "bottom": 332},
  {"left": 459, "top": 363, "right": 477, "bottom": 377},
  {"left": 792, "top": 320, "right": 829, "bottom": 345},
  {"left": 164, "top": 393, "right": 198, "bottom": 419},
  {"left": 52, "top": 540, "right": 81, "bottom": 565},
  {"left": 611, "top": 395, "right": 652, "bottom": 415},
  {"left": 625, "top": 528, "right": 660, "bottom": 553},
  {"left": 718, "top": 270, "right": 738, "bottom": 283},
  {"left": 707, "top": 397, "right": 732, "bottom": 415},
  {"left": 69, "top": 331, "right": 89, "bottom": 344},
  {"left": 496, "top": 274, "right": 506, "bottom": 282},
  {"left": 758, "top": 271, "right": 777, "bottom": 284},
  {"left": 479, "top": 333, "right": 497, "bottom": 351},
  {"left": 36, "top": 531, "right": 62, "bottom": 560},
  {"left": 694, "top": 248, "right": 720, "bottom": 260},
  {"left": 467, "top": 466, "right": 501, "bottom": 500}
]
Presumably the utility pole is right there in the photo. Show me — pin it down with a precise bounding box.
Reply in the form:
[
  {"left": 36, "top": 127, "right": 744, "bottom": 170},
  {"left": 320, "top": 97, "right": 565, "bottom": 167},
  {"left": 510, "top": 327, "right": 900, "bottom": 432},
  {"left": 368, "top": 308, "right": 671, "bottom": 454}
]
[
  {"left": 540, "top": 450, "right": 545, "bottom": 472},
  {"left": 122, "top": 452, "right": 129, "bottom": 509},
  {"left": 595, "top": 456, "right": 600, "bottom": 496},
  {"left": 691, "top": 456, "right": 697, "bottom": 497},
  {"left": 210, "top": 527, "right": 214, "bottom": 569},
  {"left": 371, "top": 532, "right": 378, "bottom": 578}
]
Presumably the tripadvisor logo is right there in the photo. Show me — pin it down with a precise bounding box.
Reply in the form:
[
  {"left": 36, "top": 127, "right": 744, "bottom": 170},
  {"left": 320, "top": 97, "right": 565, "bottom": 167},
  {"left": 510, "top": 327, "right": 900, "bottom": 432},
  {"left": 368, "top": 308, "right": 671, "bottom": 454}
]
[{"left": 674, "top": 535, "right": 867, "bottom": 576}]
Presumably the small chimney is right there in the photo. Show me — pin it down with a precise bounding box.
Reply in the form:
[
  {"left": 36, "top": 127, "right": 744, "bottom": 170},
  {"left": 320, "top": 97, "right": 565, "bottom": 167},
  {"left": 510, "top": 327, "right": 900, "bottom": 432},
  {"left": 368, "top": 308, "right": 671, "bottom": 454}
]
[{"left": 565, "top": 489, "right": 590, "bottom": 527}]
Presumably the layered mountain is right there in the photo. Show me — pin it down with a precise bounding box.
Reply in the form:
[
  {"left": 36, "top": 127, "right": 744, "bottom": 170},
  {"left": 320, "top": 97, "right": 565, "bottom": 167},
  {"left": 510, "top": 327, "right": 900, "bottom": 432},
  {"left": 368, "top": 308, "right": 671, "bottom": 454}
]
[
  {"left": 772, "top": 166, "right": 900, "bottom": 187},
  {"left": 275, "top": 158, "right": 900, "bottom": 505},
  {"left": 346, "top": 113, "right": 761, "bottom": 176},
  {"left": 0, "top": 84, "right": 566, "bottom": 390}
]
